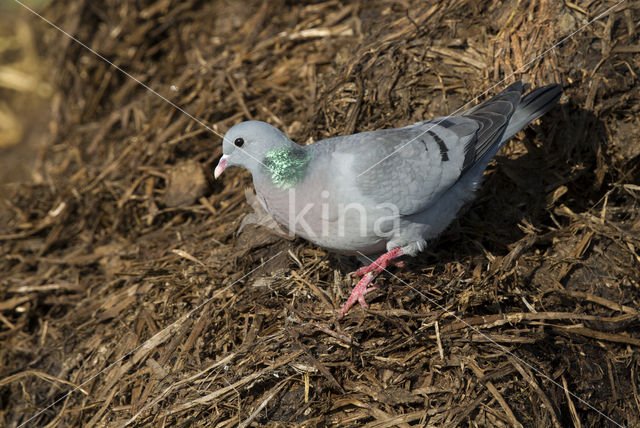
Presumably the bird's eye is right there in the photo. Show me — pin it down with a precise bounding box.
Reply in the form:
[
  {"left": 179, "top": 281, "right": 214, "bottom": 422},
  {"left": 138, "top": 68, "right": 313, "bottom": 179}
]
[{"left": 234, "top": 137, "right": 244, "bottom": 147}]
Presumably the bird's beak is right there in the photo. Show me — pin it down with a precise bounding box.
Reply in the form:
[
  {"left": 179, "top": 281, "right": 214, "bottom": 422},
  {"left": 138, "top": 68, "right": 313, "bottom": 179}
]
[{"left": 214, "top": 155, "right": 229, "bottom": 179}]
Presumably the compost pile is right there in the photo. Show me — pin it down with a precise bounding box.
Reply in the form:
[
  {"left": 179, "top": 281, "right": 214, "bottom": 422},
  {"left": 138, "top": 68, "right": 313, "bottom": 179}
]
[{"left": 1, "top": 0, "right": 639, "bottom": 426}]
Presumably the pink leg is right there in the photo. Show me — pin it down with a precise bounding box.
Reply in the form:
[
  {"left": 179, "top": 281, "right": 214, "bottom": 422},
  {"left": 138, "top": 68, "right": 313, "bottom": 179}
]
[
  {"left": 338, "top": 248, "right": 405, "bottom": 319},
  {"left": 338, "top": 272, "right": 378, "bottom": 319},
  {"left": 351, "top": 248, "right": 404, "bottom": 277}
]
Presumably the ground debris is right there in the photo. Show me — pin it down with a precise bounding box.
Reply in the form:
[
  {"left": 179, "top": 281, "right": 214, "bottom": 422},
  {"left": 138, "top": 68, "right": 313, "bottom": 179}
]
[{"left": 1, "top": 1, "right": 639, "bottom": 427}]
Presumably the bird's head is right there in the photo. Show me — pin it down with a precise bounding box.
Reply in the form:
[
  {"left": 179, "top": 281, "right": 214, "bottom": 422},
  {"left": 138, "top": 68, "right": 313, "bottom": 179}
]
[
  {"left": 215, "top": 121, "right": 310, "bottom": 189},
  {"left": 214, "top": 120, "right": 293, "bottom": 178}
]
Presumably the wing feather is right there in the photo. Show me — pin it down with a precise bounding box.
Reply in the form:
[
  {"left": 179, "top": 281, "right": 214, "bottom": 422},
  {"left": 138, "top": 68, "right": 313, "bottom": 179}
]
[{"left": 316, "top": 82, "right": 525, "bottom": 217}]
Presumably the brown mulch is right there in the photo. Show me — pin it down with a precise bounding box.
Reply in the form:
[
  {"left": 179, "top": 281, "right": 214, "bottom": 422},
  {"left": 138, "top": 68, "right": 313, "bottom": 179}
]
[{"left": 1, "top": 0, "right": 639, "bottom": 427}]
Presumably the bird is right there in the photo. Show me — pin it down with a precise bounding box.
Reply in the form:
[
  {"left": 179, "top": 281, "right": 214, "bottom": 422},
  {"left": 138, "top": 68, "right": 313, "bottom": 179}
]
[{"left": 214, "top": 81, "right": 562, "bottom": 318}]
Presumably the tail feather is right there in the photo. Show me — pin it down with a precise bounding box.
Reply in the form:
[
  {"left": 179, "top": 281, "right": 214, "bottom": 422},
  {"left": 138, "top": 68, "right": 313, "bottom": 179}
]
[
  {"left": 501, "top": 83, "right": 562, "bottom": 143},
  {"left": 461, "top": 81, "right": 523, "bottom": 162},
  {"left": 455, "top": 81, "right": 561, "bottom": 179}
]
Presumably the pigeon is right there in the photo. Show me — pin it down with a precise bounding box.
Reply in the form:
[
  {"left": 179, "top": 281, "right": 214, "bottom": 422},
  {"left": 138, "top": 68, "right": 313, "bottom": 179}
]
[{"left": 214, "top": 81, "right": 562, "bottom": 318}]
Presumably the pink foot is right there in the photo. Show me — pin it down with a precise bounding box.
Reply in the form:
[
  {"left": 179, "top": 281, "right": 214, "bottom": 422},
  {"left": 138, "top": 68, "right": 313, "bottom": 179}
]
[
  {"left": 351, "top": 248, "right": 404, "bottom": 277},
  {"left": 338, "top": 248, "right": 406, "bottom": 318},
  {"left": 338, "top": 272, "right": 378, "bottom": 319}
]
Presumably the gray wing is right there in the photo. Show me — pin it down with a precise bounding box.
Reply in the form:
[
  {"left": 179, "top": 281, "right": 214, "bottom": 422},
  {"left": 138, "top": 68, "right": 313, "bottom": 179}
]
[{"left": 323, "top": 82, "right": 524, "bottom": 216}]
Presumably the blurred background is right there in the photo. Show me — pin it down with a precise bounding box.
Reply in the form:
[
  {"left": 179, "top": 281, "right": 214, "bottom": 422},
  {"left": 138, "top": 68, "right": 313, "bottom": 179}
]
[{"left": 0, "top": 0, "right": 52, "bottom": 186}]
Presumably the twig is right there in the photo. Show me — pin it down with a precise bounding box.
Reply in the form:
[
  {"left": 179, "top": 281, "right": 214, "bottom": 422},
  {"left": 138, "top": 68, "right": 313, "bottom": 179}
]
[
  {"left": 0, "top": 370, "right": 88, "bottom": 395},
  {"left": 561, "top": 290, "right": 640, "bottom": 316},
  {"left": 553, "top": 325, "right": 640, "bottom": 347},
  {"left": 291, "top": 270, "right": 334, "bottom": 310},
  {"left": 441, "top": 311, "right": 630, "bottom": 333},
  {"left": 509, "top": 356, "right": 562, "bottom": 428},
  {"left": 163, "top": 350, "right": 303, "bottom": 415},
  {"left": 238, "top": 378, "right": 289, "bottom": 428},
  {"left": 435, "top": 320, "right": 445, "bottom": 360},
  {"left": 468, "top": 359, "right": 523, "bottom": 428},
  {"left": 562, "top": 376, "right": 582, "bottom": 428}
]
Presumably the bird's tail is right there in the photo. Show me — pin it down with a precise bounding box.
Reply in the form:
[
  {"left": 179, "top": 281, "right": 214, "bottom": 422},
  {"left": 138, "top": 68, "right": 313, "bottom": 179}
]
[{"left": 501, "top": 83, "right": 562, "bottom": 143}]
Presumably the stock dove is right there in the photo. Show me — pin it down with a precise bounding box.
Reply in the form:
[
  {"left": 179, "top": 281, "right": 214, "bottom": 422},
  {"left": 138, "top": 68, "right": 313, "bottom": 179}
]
[{"left": 214, "top": 81, "right": 562, "bottom": 317}]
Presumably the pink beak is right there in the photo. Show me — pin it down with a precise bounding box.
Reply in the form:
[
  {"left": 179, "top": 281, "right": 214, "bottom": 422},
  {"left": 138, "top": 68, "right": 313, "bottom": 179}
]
[{"left": 214, "top": 155, "right": 229, "bottom": 179}]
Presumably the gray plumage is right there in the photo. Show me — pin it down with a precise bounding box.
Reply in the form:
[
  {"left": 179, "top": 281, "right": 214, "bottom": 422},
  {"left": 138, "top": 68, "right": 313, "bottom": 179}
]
[{"left": 216, "top": 81, "right": 562, "bottom": 259}]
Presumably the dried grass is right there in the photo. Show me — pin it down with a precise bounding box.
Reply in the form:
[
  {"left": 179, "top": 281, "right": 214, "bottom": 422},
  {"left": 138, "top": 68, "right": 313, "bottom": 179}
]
[{"left": 1, "top": 0, "right": 639, "bottom": 427}]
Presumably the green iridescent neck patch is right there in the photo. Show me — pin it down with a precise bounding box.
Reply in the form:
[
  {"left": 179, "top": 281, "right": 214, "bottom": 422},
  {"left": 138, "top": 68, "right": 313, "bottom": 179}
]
[{"left": 263, "top": 146, "right": 311, "bottom": 189}]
